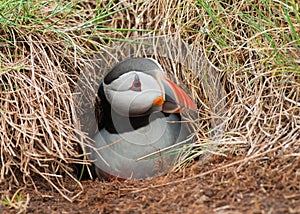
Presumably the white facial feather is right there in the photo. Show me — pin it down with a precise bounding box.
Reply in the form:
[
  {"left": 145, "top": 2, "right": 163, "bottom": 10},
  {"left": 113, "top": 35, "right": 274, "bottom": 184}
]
[{"left": 104, "top": 71, "right": 162, "bottom": 116}]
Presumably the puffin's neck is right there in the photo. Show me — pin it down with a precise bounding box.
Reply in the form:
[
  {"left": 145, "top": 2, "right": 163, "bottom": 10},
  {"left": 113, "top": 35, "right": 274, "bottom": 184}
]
[
  {"left": 106, "top": 110, "right": 154, "bottom": 134},
  {"left": 96, "top": 83, "right": 170, "bottom": 134}
]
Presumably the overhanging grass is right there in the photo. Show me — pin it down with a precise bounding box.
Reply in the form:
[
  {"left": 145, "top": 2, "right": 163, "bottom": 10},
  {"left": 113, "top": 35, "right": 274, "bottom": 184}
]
[{"left": 194, "top": 0, "right": 299, "bottom": 73}]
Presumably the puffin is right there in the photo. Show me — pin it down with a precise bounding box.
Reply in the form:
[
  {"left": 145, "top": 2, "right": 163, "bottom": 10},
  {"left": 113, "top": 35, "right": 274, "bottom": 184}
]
[{"left": 90, "top": 57, "right": 196, "bottom": 180}]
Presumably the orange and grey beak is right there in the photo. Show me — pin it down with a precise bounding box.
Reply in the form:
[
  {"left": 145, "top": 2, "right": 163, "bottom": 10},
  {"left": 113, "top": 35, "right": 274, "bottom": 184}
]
[{"left": 153, "top": 77, "right": 196, "bottom": 113}]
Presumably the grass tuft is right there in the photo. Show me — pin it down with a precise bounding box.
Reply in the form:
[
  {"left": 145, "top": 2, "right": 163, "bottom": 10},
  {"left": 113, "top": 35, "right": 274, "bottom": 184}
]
[{"left": 0, "top": 188, "right": 30, "bottom": 213}]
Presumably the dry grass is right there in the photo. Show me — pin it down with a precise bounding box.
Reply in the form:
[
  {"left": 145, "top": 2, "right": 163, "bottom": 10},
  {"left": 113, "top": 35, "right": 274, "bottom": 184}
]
[
  {"left": 0, "top": 29, "right": 85, "bottom": 200},
  {"left": 0, "top": 0, "right": 299, "bottom": 208}
]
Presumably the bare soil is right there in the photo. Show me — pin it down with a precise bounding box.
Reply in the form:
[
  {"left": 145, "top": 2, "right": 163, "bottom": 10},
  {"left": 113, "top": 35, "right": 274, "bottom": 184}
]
[{"left": 1, "top": 154, "right": 299, "bottom": 213}]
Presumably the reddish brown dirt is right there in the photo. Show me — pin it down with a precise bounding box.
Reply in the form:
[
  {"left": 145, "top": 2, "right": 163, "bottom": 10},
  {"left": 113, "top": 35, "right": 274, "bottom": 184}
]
[{"left": 1, "top": 154, "right": 300, "bottom": 213}]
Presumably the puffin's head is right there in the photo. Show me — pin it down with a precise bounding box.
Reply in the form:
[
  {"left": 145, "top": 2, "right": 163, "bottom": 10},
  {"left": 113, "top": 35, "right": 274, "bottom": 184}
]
[{"left": 102, "top": 58, "right": 196, "bottom": 117}]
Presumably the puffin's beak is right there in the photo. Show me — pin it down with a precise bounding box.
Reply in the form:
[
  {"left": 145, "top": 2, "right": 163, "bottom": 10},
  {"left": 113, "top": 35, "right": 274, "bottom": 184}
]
[{"left": 154, "top": 77, "right": 196, "bottom": 113}]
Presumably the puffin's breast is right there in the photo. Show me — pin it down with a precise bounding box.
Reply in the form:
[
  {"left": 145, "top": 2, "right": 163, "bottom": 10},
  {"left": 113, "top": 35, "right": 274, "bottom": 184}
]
[{"left": 90, "top": 113, "right": 190, "bottom": 179}]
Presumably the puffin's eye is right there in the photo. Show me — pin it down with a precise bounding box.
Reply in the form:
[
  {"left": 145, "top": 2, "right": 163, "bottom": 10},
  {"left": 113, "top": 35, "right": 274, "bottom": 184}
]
[{"left": 130, "top": 74, "right": 141, "bottom": 91}]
